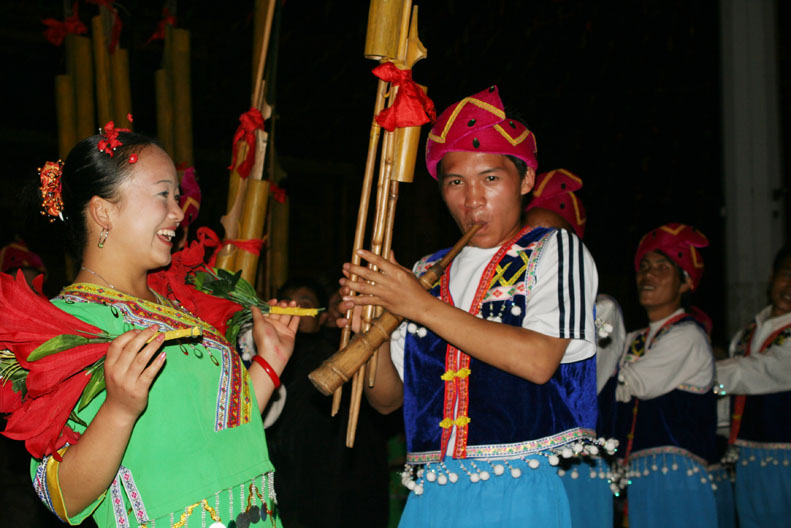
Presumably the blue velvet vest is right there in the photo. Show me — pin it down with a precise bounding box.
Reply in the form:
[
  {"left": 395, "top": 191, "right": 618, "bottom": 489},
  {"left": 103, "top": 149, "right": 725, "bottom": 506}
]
[
  {"left": 610, "top": 315, "right": 717, "bottom": 462},
  {"left": 731, "top": 323, "right": 791, "bottom": 443},
  {"left": 402, "top": 226, "right": 597, "bottom": 464}
]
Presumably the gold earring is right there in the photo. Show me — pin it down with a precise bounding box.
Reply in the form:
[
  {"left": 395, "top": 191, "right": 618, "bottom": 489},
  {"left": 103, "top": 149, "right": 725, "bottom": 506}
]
[{"left": 98, "top": 228, "right": 109, "bottom": 248}]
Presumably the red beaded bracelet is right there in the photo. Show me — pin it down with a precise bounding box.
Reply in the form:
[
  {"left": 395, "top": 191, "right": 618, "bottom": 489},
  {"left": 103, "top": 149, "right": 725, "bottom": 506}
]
[{"left": 252, "top": 355, "right": 281, "bottom": 389}]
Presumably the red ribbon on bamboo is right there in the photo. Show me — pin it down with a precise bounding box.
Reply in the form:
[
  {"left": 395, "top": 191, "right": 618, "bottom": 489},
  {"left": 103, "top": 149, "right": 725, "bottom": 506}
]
[
  {"left": 42, "top": 2, "right": 88, "bottom": 46},
  {"left": 146, "top": 7, "right": 177, "bottom": 45},
  {"left": 208, "top": 239, "right": 266, "bottom": 268},
  {"left": 228, "top": 108, "right": 266, "bottom": 179},
  {"left": 86, "top": 0, "right": 123, "bottom": 53},
  {"left": 372, "top": 62, "right": 437, "bottom": 132},
  {"left": 270, "top": 182, "right": 286, "bottom": 204}
]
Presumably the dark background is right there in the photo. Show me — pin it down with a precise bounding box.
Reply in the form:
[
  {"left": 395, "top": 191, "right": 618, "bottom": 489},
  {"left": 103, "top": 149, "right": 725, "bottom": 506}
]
[{"left": 1, "top": 0, "right": 789, "bottom": 348}]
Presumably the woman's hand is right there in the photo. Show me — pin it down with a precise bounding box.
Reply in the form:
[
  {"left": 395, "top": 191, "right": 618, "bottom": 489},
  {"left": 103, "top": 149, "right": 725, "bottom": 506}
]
[
  {"left": 102, "top": 325, "right": 167, "bottom": 424},
  {"left": 338, "top": 250, "right": 435, "bottom": 323},
  {"left": 251, "top": 301, "right": 300, "bottom": 375}
]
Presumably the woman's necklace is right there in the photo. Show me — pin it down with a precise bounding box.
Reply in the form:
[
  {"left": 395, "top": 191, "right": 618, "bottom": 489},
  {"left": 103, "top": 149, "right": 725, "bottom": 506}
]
[{"left": 79, "top": 266, "right": 116, "bottom": 289}]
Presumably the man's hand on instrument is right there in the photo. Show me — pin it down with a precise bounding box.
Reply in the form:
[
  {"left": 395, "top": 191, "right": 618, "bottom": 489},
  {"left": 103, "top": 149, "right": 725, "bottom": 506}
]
[{"left": 338, "top": 249, "right": 435, "bottom": 322}]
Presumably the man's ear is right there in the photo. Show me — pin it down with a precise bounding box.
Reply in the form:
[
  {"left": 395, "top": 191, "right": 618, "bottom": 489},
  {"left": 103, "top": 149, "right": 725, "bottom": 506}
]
[
  {"left": 521, "top": 167, "right": 536, "bottom": 195},
  {"left": 87, "top": 196, "right": 113, "bottom": 231},
  {"left": 680, "top": 275, "right": 693, "bottom": 295}
]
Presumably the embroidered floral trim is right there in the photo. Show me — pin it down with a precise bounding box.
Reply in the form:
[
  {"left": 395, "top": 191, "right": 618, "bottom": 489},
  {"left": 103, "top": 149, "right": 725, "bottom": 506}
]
[
  {"left": 33, "top": 455, "right": 62, "bottom": 522},
  {"left": 407, "top": 427, "right": 596, "bottom": 464},
  {"left": 628, "top": 445, "right": 708, "bottom": 468},
  {"left": 58, "top": 284, "right": 251, "bottom": 431},
  {"left": 734, "top": 439, "right": 791, "bottom": 451},
  {"left": 119, "top": 465, "right": 149, "bottom": 524},
  {"left": 109, "top": 476, "right": 130, "bottom": 527},
  {"left": 677, "top": 381, "right": 714, "bottom": 394}
]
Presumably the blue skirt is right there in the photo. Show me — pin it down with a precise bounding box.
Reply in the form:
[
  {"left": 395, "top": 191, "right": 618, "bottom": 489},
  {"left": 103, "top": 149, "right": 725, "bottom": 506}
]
[
  {"left": 398, "top": 456, "right": 571, "bottom": 527},
  {"left": 734, "top": 442, "right": 791, "bottom": 528},
  {"left": 558, "top": 457, "right": 613, "bottom": 528},
  {"left": 626, "top": 449, "right": 717, "bottom": 528},
  {"left": 709, "top": 464, "right": 735, "bottom": 528}
]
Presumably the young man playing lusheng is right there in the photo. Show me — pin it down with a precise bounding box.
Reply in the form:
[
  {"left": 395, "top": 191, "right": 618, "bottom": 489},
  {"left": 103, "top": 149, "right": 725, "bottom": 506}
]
[{"left": 340, "top": 86, "right": 599, "bottom": 527}]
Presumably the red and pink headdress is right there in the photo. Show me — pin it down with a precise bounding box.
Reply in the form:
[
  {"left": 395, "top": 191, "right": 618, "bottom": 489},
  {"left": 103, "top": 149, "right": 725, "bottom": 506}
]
[
  {"left": 526, "top": 169, "right": 586, "bottom": 238},
  {"left": 0, "top": 241, "right": 45, "bottom": 275},
  {"left": 425, "top": 85, "right": 537, "bottom": 179},
  {"left": 634, "top": 223, "right": 709, "bottom": 290},
  {"left": 179, "top": 167, "right": 201, "bottom": 228}
]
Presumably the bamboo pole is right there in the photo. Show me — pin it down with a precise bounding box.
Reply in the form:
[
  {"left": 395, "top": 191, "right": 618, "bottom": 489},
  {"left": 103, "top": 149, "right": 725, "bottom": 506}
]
[
  {"left": 55, "top": 75, "right": 77, "bottom": 159},
  {"left": 235, "top": 130, "right": 270, "bottom": 285},
  {"left": 155, "top": 68, "right": 175, "bottom": 157},
  {"left": 169, "top": 27, "right": 193, "bottom": 168},
  {"left": 67, "top": 34, "right": 95, "bottom": 140},
  {"left": 91, "top": 15, "right": 112, "bottom": 126},
  {"left": 218, "top": 0, "right": 276, "bottom": 276},
  {"left": 331, "top": 77, "right": 389, "bottom": 416},
  {"left": 347, "top": 113, "right": 397, "bottom": 446},
  {"left": 111, "top": 48, "right": 133, "bottom": 129}
]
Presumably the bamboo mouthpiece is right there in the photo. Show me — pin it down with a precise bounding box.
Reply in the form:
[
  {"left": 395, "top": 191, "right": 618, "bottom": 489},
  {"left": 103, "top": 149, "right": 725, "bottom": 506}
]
[
  {"left": 147, "top": 326, "right": 202, "bottom": 344},
  {"left": 309, "top": 224, "right": 482, "bottom": 396}
]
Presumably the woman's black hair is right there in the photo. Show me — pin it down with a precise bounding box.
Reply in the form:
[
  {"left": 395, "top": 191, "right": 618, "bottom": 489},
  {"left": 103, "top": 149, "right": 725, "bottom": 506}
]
[{"left": 59, "top": 132, "right": 160, "bottom": 257}]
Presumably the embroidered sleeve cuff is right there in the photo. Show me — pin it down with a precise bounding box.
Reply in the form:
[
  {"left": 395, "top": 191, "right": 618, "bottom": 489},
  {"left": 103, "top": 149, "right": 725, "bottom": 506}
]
[{"left": 31, "top": 447, "right": 106, "bottom": 525}]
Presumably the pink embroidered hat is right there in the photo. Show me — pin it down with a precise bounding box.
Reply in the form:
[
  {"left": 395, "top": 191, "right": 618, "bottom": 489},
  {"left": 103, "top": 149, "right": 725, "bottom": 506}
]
[
  {"left": 526, "top": 169, "right": 586, "bottom": 238},
  {"left": 425, "top": 85, "right": 538, "bottom": 179},
  {"left": 634, "top": 223, "right": 709, "bottom": 290}
]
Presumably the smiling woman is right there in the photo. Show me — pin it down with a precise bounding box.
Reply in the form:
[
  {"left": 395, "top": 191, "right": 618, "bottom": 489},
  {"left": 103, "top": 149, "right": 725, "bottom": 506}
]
[{"left": 7, "top": 127, "right": 301, "bottom": 528}]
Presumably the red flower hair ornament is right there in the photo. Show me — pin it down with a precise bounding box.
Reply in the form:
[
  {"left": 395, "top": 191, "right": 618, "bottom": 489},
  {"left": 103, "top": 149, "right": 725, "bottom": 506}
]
[
  {"left": 39, "top": 160, "right": 65, "bottom": 222},
  {"left": 97, "top": 120, "right": 131, "bottom": 158}
]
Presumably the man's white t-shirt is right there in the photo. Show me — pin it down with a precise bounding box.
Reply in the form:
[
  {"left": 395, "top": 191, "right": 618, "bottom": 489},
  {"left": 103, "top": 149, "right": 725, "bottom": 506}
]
[{"left": 390, "top": 228, "right": 598, "bottom": 379}]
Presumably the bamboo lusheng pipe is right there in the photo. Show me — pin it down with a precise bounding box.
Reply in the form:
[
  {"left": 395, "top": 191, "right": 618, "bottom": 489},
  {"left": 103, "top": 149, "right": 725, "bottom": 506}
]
[
  {"left": 309, "top": 224, "right": 482, "bottom": 397},
  {"left": 347, "top": 108, "right": 398, "bottom": 445},
  {"left": 91, "top": 15, "right": 112, "bottom": 126},
  {"left": 111, "top": 48, "right": 133, "bottom": 129},
  {"left": 331, "top": 2, "right": 416, "bottom": 417},
  {"left": 331, "top": 76, "right": 390, "bottom": 417},
  {"left": 343, "top": 2, "right": 426, "bottom": 445},
  {"left": 66, "top": 34, "right": 95, "bottom": 141},
  {"left": 364, "top": 0, "right": 404, "bottom": 60},
  {"left": 55, "top": 75, "right": 77, "bottom": 159},
  {"left": 169, "top": 27, "right": 193, "bottom": 168},
  {"left": 365, "top": 85, "right": 426, "bottom": 385}
]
